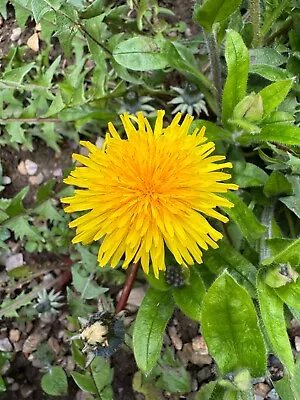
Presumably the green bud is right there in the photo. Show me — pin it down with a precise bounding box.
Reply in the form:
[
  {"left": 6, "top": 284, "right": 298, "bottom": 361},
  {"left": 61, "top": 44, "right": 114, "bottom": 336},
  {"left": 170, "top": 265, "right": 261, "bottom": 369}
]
[{"left": 233, "top": 93, "right": 264, "bottom": 122}]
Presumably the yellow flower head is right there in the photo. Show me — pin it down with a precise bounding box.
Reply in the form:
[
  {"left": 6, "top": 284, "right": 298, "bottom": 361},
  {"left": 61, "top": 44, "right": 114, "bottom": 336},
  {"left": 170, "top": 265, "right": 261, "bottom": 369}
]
[{"left": 62, "top": 111, "right": 238, "bottom": 278}]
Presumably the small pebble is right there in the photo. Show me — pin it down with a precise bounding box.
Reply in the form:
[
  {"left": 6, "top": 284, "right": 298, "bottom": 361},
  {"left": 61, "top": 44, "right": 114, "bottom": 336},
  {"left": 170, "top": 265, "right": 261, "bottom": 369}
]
[
  {"left": 53, "top": 167, "right": 63, "bottom": 177},
  {"left": 20, "top": 385, "right": 34, "bottom": 399},
  {"left": 125, "top": 287, "right": 145, "bottom": 312},
  {"left": 295, "top": 336, "right": 300, "bottom": 352},
  {"left": 168, "top": 326, "right": 183, "bottom": 350},
  {"left": 29, "top": 172, "right": 44, "bottom": 185},
  {"left": 27, "top": 32, "right": 39, "bottom": 51},
  {"left": 255, "top": 383, "right": 271, "bottom": 397},
  {"left": 24, "top": 159, "right": 38, "bottom": 175},
  {"left": 96, "top": 136, "right": 105, "bottom": 149},
  {"left": 0, "top": 338, "right": 13, "bottom": 352},
  {"left": 10, "top": 382, "right": 19, "bottom": 391},
  {"left": 5, "top": 253, "right": 24, "bottom": 271},
  {"left": 23, "top": 333, "right": 43, "bottom": 354},
  {"left": 11, "top": 27, "right": 21, "bottom": 41},
  {"left": 192, "top": 336, "right": 209, "bottom": 354},
  {"left": 197, "top": 365, "right": 215, "bottom": 384},
  {"left": 9, "top": 329, "right": 21, "bottom": 343},
  {"left": 17, "top": 161, "right": 27, "bottom": 175}
]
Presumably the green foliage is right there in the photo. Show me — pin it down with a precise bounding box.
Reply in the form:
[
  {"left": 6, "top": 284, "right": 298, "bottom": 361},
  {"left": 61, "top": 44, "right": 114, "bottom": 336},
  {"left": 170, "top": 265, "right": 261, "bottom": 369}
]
[
  {"left": 41, "top": 366, "right": 68, "bottom": 396},
  {"left": 1, "top": 0, "right": 300, "bottom": 398},
  {"left": 201, "top": 273, "right": 266, "bottom": 377},
  {"left": 133, "top": 288, "right": 175, "bottom": 374}
]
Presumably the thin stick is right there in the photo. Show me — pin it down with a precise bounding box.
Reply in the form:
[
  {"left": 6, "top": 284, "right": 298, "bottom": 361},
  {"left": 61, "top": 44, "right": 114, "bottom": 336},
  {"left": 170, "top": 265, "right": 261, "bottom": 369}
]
[{"left": 115, "top": 261, "right": 141, "bottom": 314}]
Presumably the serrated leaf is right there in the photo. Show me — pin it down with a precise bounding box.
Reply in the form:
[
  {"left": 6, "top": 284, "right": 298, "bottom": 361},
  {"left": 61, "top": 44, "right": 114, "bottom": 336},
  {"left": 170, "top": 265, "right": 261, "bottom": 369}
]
[
  {"left": 5, "top": 122, "right": 26, "bottom": 144},
  {"left": 70, "top": 371, "right": 97, "bottom": 394},
  {"left": 172, "top": 266, "right": 206, "bottom": 321},
  {"left": 201, "top": 272, "right": 266, "bottom": 377},
  {"left": 133, "top": 288, "right": 175, "bottom": 373},
  {"left": 67, "top": 287, "right": 95, "bottom": 317},
  {"left": 35, "top": 56, "right": 61, "bottom": 87},
  {"left": 222, "top": 192, "right": 266, "bottom": 242},
  {"left": 264, "top": 171, "right": 293, "bottom": 197},
  {"left": 222, "top": 30, "right": 249, "bottom": 128},
  {"left": 113, "top": 36, "right": 168, "bottom": 71},
  {"left": 34, "top": 200, "right": 63, "bottom": 222},
  {"left": 42, "top": 93, "right": 65, "bottom": 118},
  {"left": 257, "top": 269, "right": 294, "bottom": 374},
  {"left": 37, "top": 179, "right": 56, "bottom": 203},
  {"left": 4, "top": 216, "right": 42, "bottom": 241},
  {"left": 193, "top": 0, "right": 242, "bottom": 33},
  {"left": 203, "top": 241, "right": 257, "bottom": 297},
  {"left": 2, "top": 62, "right": 35, "bottom": 83},
  {"left": 5, "top": 186, "right": 29, "bottom": 217},
  {"left": 259, "top": 79, "right": 294, "bottom": 118},
  {"left": 72, "top": 266, "right": 108, "bottom": 299},
  {"left": 0, "top": 292, "right": 33, "bottom": 318},
  {"left": 231, "top": 162, "right": 268, "bottom": 188},
  {"left": 41, "top": 367, "right": 68, "bottom": 396}
]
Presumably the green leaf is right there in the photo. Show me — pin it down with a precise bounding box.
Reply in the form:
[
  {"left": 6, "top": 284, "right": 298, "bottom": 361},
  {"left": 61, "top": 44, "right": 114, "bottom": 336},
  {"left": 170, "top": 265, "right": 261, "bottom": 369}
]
[
  {"left": 0, "top": 0, "right": 7, "bottom": 19},
  {"left": 249, "top": 48, "right": 286, "bottom": 67},
  {"left": 67, "top": 287, "right": 95, "bottom": 317},
  {"left": 133, "top": 288, "right": 175, "bottom": 373},
  {"left": 273, "top": 376, "right": 294, "bottom": 400},
  {"left": 201, "top": 272, "right": 266, "bottom": 377},
  {"left": 91, "top": 357, "right": 113, "bottom": 394},
  {"left": 203, "top": 241, "right": 257, "bottom": 297},
  {"left": 70, "top": 371, "right": 97, "bottom": 394},
  {"left": 0, "top": 291, "right": 34, "bottom": 318},
  {"left": 276, "top": 279, "right": 300, "bottom": 310},
  {"left": 155, "top": 363, "right": 191, "bottom": 393},
  {"left": 280, "top": 195, "right": 300, "bottom": 219},
  {"left": 222, "top": 30, "right": 249, "bottom": 128},
  {"left": 5, "top": 122, "right": 26, "bottom": 144},
  {"left": 4, "top": 216, "right": 42, "bottom": 241},
  {"left": 0, "top": 375, "right": 6, "bottom": 392},
  {"left": 259, "top": 79, "right": 294, "bottom": 118},
  {"left": 2, "top": 62, "right": 35, "bottom": 83},
  {"left": 239, "top": 124, "right": 300, "bottom": 146},
  {"left": 41, "top": 367, "right": 68, "bottom": 396},
  {"left": 191, "top": 120, "right": 233, "bottom": 142},
  {"left": 34, "top": 200, "right": 63, "bottom": 222},
  {"left": 113, "top": 36, "right": 168, "bottom": 71},
  {"left": 31, "top": 0, "right": 52, "bottom": 22},
  {"left": 222, "top": 192, "right": 266, "bottom": 242},
  {"left": 72, "top": 266, "right": 108, "bottom": 300},
  {"left": 37, "top": 179, "right": 56, "bottom": 203},
  {"left": 257, "top": 269, "right": 294, "bottom": 374},
  {"left": 193, "top": 0, "right": 242, "bottom": 33},
  {"left": 231, "top": 162, "right": 268, "bottom": 188},
  {"left": 264, "top": 171, "right": 293, "bottom": 197},
  {"left": 291, "top": 357, "right": 300, "bottom": 398},
  {"left": 42, "top": 93, "right": 65, "bottom": 117},
  {"left": 262, "top": 238, "right": 300, "bottom": 267},
  {"left": 249, "top": 65, "right": 292, "bottom": 81},
  {"left": 195, "top": 381, "right": 217, "bottom": 400},
  {"left": 71, "top": 342, "right": 86, "bottom": 370},
  {"left": 172, "top": 266, "right": 206, "bottom": 321},
  {"left": 5, "top": 186, "right": 29, "bottom": 217},
  {"left": 79, "top": 0, "right": 104, "bottom": 19}
]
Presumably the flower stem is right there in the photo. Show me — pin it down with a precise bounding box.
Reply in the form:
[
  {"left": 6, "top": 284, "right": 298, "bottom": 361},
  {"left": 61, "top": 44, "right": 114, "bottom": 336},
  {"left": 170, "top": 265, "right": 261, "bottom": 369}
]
[
  {"left": 115, "top": 261, "right": 141, "bottom": 314},
  {"left": 204, "top": 30, "right": 222, "bottom": 118},
  {"left": 249, "top": 0, "right": 261, "bottom": 47}
]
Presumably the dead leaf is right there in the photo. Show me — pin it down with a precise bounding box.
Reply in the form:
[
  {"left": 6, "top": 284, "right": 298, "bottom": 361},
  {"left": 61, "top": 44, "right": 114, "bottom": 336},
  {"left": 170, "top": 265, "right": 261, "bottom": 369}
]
[{"left": 27, "top": 33, "right": 39, "bottom": 52}]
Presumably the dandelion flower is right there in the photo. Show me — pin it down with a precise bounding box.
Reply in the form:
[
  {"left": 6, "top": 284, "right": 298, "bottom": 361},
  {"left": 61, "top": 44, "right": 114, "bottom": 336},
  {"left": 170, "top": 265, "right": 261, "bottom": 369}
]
[{"left": 61, "top": 111, "right": 238, "bottom": 278}]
